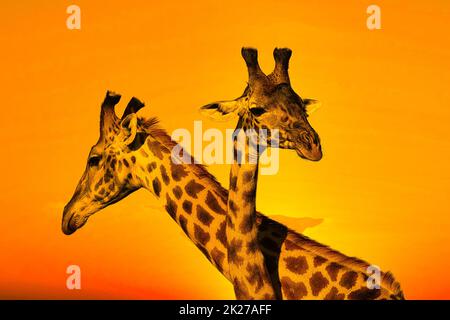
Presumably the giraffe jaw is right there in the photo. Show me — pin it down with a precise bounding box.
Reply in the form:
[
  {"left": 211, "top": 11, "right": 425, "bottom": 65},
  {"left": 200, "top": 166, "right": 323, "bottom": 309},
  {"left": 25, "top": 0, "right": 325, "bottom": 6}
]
[
  {"left": 63, "top": 214, "right": 83, "bottom": 235},
  {"left": 62, "top": 211, "right": 91, "bottom": 235},
  {"left": 295, "top": 146, "right": 323, "bottom": 161}
]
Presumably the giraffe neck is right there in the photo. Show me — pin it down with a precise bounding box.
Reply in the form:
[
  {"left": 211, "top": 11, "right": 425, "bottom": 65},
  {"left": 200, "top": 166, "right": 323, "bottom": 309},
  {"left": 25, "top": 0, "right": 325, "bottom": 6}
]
[
  {"left": 133, "top": 134, "right": 232, "bottom": 281},
  {"left": 225, "top": 119, "right": 277, "bottom": 299},
  {"left": 120, "top": 126, "right": 404, "bottom": 300}
]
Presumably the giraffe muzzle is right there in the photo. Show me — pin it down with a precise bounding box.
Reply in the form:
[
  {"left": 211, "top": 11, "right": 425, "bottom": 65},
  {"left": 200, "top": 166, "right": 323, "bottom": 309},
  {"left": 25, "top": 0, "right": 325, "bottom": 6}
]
[
  {"left": 296, "top": 143, "right": 322, "bottom": 161},
  {"left": 62, "top": 200, "right": 91, "bottom": 235},
  {"left": 62, "top": 208, "right": 78, "bottom": 235},
  {"left": 62, "top": 211, "right": 91, "bottom": 235}
]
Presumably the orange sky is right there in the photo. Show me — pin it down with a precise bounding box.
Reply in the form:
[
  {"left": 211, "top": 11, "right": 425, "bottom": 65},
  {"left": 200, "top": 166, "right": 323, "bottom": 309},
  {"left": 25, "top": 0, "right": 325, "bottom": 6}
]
[{"left": 0, "top": 0, "right": 449, "bottom": 299}]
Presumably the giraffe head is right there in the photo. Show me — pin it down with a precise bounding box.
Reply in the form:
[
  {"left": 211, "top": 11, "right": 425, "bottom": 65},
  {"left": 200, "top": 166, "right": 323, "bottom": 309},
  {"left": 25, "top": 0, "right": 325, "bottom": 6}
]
[
  {"left": 62, "top": 91, "right": 148, "bottom": 235},
  {"left": 201, "top": 47, "right": 322, "bottom": 161}
]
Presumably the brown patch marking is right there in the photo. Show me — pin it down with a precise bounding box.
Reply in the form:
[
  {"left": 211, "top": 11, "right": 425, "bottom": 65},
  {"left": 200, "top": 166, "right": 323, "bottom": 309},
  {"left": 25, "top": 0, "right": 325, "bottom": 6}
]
[
  {"left": 326, "top": 262, "right": 343, "bottom": 281},
  {"left": 340, "top": 271, "right": 358, "bottom": 289},
  {"left": 147, "top": 140, "right": 163, "bottom": 159},
  {"left": 243, "top": 170, "right": 255, "bottom": 183},
  {"left": 239, "top": 215, "right": 255, "bottom": 234},
  {"left": 281, "top": 277, "right": 308, "bottom": 300},
  {"left": 284, "top": 256, "right": 309, "bottom": 275},
  {"left": 229, "top": 175, "right": 238, "bottom": 191},
  {"left": 160, "top": 165, "right": 170, "bottom": 185},
  {"left": 170, "top": 163, "right": 189, "bottom": 181},
  {"left": 228, "top": 199, "right": 239, "bottom": 216},
  {"left": 185, "top": 179, "right": 205, "bottom": 199},
  {"left": 152, "top": 178, "right": 161, "bottom": 197},
  {"left": 246, "top": 263, "right": 264, "bottom": 293},
  {"left": 194, "top": 224, "right": 210, "bottom": 246},
  {"left": 314, "top": 256, "right": 327, "bottom": 267},
  {"left": 196, "top": 205, "right": 214, "bottom": 227},
  {"left": 348, "top": 287, "right": 381, "bottom": 300},
  {"left": 324, "top": 287, "right": 345, "bottom": 300},
  {"left": 182, "top": 200, "right": 192, "bottom": 214},
  {"left": 178, "top": 215, "right": 189, "bottom": 235},
  {"left": 165, "top": 193, "right": 177, "bottom": 220},
  {"left": 216, "top": 221, "right": 227, "bottom": 247},
  {"left": 228, "top": 238, "right": 244, "bottom": 266},
  {"left": 211, "top": 248, "right": 225, "bottom": 272},
  {"left": 205, "top": 191, "right": 226, "bottom": 214},
  {"left": 172, "top": 186, "right": 183, "bottom": 200},
  {"left": 310, "top": 272, "right": 329, "bottom": 296}
]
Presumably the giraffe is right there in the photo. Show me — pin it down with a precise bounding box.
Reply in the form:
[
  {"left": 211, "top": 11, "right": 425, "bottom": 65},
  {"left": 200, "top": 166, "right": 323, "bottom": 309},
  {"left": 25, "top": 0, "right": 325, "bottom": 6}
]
[
  {"left": 200, "top": 47, "right": 322, "bottom": 300},
  {"left": 62, "top": 90, "right": 405, "bottom": 300}
]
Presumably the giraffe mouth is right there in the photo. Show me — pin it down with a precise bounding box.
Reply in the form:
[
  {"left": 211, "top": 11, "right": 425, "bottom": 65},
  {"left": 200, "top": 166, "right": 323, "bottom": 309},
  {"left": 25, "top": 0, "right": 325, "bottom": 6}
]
[
  {"left": 62, "top": 214, "right": 78, "bottom": 235},
  {"left": 295, "top": 146, "right": 322, "bottom": 161},
  {"left": 63, "top": 213, "right": 88, "bottom": 235}
]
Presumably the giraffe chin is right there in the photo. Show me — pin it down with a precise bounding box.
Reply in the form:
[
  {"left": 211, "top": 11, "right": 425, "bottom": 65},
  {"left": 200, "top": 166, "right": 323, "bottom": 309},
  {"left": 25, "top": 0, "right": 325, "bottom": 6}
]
[
  {"left": 62, "top": 214, "right": 88, "bottom": 235},
  {"left": 296, "top": 147, "right": 323, "bottom": 162}
]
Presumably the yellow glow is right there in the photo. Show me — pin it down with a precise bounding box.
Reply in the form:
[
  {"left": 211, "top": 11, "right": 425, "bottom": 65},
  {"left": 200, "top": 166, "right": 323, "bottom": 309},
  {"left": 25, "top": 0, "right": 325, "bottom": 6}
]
[{"left": 0, "top": 0, "right": 449, "bottom": 299}]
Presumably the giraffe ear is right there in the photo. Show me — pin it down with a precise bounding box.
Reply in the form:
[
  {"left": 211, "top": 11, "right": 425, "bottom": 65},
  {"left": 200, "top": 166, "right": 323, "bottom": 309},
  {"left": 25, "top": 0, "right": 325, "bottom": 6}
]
[
  {"left": 200, "top": 99, "right": 243, "bottom": 122},
  {"left": 304, "top": 99, "right": 321, "bottom": 116},
  {"left": 119, "top": 113, "right": 138, "bottom": 146}
]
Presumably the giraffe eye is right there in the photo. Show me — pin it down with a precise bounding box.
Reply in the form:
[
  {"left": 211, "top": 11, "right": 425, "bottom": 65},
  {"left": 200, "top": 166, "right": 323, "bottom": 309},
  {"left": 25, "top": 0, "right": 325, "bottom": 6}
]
[
  {"left": 88, "top": 155, "right": 101, "bottom": 167},
  {"left": 292, "top": 122, "right": 303, "bottom": 129},
  {"left": 249, "top": 107, "right": 267, "bottom": 117}
]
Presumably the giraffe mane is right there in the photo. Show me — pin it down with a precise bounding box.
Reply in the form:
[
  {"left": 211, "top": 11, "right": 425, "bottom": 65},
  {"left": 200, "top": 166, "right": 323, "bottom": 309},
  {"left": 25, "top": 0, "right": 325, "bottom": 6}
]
[
  {"left": 137, "top": 116, "right": 229, "bottom": 198},
  {"left": 135, "top": 115, "right": 403, "bottom": 298},
  {"left": 283, "top": 226, "right": 404, "bottom": 297}
]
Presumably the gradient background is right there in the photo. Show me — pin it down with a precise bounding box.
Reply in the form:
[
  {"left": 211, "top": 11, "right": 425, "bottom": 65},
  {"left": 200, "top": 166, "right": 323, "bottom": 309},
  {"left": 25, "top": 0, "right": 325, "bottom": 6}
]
[{"left": 0, "top": 0, "right": 449, "bottom": 299}]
